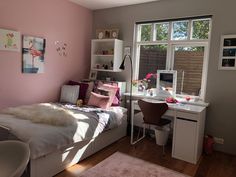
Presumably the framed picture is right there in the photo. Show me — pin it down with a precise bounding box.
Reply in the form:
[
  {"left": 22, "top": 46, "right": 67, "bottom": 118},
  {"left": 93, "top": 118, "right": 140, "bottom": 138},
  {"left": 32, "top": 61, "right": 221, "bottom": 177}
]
[
  {"left": 0, "top": 28, "right": 21, "bottom": 52},
  {"left": 22, "top": 36, "right": 46, "bottom": 73},
  {"left": 111, "top": 29, "right": 119, "bottom": 39},
  {"left": 219, "top": 35, "right": 236, "bottom": 70},
  {"left": 89, "top": 70, "right": 97, "bottom": 80},
  {"left": 104, "top": 30, "right": 111, "bottom": 39},
  {"left": 96, "top": 29, "right": 105, "bottom": 39}
]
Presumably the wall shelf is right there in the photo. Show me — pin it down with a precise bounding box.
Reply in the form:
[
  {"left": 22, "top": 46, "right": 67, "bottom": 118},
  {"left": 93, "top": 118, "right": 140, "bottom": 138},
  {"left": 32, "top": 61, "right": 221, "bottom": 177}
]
[{"left": 91, "top": 39, "right": 123, "bottom": 72}]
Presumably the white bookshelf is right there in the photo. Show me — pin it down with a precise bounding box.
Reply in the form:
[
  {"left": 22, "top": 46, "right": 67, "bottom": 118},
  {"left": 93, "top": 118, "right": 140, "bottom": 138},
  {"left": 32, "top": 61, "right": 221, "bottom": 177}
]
[{"left": 91, "top": 39, "right": 123, "bottom": 72}]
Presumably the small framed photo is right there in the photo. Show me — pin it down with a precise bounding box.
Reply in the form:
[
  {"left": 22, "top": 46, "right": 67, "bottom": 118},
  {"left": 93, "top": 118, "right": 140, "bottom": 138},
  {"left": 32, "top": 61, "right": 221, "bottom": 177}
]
[
  {"left": 111, "top": 29, "right": 119, "bottom": 39},
  {"left": 104, "top": 29, "right": 111, "bottom": 39},
  {"left": 89, "top": 70, "right": 97, "bottom": 80},
  {"left": 222, "top": 59, "right": 235, "bottom": 67},
  {"left": 96, "top": 29, "right": 104, "bottom": 39},
  {"left": 219, "top": 35, "right": 236, "bottom": 70}
]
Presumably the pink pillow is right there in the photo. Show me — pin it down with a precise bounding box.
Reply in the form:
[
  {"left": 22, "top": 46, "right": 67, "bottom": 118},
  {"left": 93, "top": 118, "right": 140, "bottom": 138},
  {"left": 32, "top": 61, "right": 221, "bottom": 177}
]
[
  {"left": 87, "top": 92, "right": 110, "bottom": 109},
  {"left": 98, "top": 84, "right": 118, "bottom": 107}
]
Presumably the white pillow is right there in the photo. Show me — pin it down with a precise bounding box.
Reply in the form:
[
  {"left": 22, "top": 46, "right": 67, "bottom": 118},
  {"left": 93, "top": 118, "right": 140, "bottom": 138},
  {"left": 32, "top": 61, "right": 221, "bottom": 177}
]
[{"left": 60, "top": 85, "right": 80, "bottom": 104}]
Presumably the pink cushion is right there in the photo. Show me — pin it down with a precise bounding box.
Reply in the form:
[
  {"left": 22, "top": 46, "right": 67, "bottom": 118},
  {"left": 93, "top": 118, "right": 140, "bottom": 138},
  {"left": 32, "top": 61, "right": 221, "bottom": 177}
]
[
  {"left": 87, "top": 92, "right": 110, "bottom": 109},
  {"left": 98, "top": 84, "right": 118, "bottom": 107},
  {"left": 94, "top": 81, "right": 121, "bottom": 106}
]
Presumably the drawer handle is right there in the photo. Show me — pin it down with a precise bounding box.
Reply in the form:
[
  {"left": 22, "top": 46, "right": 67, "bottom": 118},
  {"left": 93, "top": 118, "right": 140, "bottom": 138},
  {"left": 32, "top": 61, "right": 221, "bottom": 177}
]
[{"left": 177, "top": 117, "right": 197, "bottom": 122}]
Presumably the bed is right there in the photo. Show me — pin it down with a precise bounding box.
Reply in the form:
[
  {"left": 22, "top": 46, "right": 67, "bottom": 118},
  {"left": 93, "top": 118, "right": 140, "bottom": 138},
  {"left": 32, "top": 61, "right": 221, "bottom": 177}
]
[{"left": 0, "top": 103, "right": 127, "bottom": 177}]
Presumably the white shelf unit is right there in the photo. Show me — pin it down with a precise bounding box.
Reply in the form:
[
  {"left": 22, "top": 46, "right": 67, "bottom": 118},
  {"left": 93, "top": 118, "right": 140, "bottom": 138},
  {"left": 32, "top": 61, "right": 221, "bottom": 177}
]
[{"left": 91, "top": 39, "right": 123, "bottom": 72}]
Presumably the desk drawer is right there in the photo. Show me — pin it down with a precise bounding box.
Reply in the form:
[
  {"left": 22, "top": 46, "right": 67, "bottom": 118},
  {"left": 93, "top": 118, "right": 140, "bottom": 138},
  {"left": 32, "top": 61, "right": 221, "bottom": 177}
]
[{"left": 176, "top": 111, "right": 198, "bottom": 121}]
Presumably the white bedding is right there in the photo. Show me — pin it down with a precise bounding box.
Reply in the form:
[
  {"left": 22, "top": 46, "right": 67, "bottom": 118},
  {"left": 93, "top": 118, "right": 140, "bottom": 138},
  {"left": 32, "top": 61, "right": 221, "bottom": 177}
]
[{"left": 0, "top": 105, "right": 126, "bottom": 159}]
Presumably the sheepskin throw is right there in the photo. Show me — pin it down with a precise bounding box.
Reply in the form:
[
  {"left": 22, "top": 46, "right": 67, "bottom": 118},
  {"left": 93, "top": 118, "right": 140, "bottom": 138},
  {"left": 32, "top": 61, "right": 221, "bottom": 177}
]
[{"left": 1, "top": 103, "right": 77, "bottom": 126}]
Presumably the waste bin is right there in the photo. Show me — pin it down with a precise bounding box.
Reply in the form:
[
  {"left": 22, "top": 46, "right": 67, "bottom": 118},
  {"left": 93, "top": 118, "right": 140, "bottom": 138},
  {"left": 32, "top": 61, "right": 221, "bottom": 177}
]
[
  {"left": 154, "top": 126, "right": 170, "bottom": 146},
  {"left": 203, "top": 135, "right": 214, "bottom": 154}
]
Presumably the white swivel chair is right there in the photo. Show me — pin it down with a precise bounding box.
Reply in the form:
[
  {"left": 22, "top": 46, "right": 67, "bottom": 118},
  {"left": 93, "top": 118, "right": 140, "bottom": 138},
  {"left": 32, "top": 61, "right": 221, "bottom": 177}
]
[{"left": 0, "top": 140, "right": 30, "bottom": 177}]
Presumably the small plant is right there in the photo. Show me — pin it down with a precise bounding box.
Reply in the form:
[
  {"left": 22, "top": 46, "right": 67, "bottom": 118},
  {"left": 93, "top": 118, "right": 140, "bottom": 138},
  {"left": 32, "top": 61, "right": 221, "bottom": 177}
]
[{"left": 143, "top": 73, "right": 157, "bottom": 89}]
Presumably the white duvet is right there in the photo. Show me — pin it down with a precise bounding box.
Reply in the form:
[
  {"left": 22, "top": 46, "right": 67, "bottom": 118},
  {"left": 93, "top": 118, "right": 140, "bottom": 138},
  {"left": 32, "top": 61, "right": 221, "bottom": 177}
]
[{"left": 0, "top": 104, "right": 126, "bottom": 159}]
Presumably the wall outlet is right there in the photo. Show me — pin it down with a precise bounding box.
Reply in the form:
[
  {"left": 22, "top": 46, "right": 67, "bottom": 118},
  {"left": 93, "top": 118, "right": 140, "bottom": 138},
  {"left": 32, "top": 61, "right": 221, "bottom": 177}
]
[
  {"left": 124, "top": 47, "right": 131, "bottom": 56},
  {"left": 213, "top": 137, "right": 224, "bottom": 144}
]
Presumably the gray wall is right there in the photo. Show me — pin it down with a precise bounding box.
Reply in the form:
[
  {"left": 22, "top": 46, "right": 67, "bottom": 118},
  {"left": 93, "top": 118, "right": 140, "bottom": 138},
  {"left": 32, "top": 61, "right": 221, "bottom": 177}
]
[{"left": 93, "top": 0, "right": 236, "bottom": 155}]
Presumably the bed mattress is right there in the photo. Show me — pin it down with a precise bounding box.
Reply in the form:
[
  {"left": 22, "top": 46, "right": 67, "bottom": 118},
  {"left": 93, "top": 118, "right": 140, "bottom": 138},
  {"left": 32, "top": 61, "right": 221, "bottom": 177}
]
[{"left": 0, "top": 104, "right": 127, "bottom": 160}]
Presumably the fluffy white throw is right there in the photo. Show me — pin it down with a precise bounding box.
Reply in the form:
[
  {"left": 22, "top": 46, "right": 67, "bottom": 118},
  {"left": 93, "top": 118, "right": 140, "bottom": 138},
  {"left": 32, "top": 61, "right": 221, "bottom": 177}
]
[{"left": 1, "top": 103, "right": 77, "bottom": 126}]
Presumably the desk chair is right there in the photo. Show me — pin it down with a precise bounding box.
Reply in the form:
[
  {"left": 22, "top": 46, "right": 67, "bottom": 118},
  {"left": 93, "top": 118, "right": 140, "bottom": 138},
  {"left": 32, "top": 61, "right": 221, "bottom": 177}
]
[{"left": 135, "top": 99, "right": 171, "bottom": 153}]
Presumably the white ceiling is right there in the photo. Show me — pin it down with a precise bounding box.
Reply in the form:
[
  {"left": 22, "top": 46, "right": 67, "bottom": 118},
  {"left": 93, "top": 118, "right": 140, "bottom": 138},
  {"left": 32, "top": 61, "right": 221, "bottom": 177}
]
[{"left": 70, "top": 0, "right": 160, "bottom": 10}]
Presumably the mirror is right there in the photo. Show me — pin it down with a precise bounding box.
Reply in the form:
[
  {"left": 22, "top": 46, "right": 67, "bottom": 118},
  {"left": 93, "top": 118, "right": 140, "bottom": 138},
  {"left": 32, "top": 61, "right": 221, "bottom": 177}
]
[{"left": 156, "top": 70, "right": 177, "bottom": 97}]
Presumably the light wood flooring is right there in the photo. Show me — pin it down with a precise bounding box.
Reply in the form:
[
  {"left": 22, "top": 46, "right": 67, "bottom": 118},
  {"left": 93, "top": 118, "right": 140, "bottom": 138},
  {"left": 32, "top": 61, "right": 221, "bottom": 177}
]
[{"left": 55, "top": 136, "right": 236, "bottom": 177}]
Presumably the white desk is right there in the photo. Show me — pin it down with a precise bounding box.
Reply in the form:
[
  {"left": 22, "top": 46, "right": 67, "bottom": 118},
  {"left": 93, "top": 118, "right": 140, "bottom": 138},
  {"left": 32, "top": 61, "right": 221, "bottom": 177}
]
[
  {"left": 124, "top": 92, "right": 209, "bottom": 107},
  {"left": 131, "top": 99, "right": 207, "bottom": 164}
]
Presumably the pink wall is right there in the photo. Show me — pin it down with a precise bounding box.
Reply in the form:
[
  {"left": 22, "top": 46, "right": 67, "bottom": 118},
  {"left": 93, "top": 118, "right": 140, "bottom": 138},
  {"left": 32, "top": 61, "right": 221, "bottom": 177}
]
[{"left": 0, "top": 0, "right": 92, "bottom": 108}]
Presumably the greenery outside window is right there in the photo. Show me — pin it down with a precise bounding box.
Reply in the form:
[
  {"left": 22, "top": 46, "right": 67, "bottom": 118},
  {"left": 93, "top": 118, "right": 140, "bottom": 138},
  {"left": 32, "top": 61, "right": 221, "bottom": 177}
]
[
  {"left": 140, "top": 24, "right": 152, "bottom": 41},
  {"left": 155, "top": 23, "right": 169, "bottom": 41},
  {"left": 172, "top": 21, "right": 189, "bottom": 40},
  {"left": 191, "top": 19, "right": 210, "bottom": 40}
]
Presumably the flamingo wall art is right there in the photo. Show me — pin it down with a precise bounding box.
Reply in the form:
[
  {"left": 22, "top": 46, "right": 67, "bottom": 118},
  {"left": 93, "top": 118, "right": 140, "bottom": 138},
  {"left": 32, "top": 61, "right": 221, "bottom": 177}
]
[{"left": 22, "top": 36, "right": 46, "bottom": 73}]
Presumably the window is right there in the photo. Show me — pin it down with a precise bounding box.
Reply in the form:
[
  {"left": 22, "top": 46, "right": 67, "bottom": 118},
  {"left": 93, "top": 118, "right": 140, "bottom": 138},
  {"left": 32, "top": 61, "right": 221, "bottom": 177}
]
[
  {"left": 134, "top": 17, "right": 211, "bottom": 99},
  {"left": 140, "top": 24, "right": 152, "bottom": 41},
  {"left": 173, "top": 46, "right": 205, "bottom": 96},
  {"left": 172, "top": 21, "right": 189, "bottom": 40},
  {"left": 138, "top": 45, "right": 167, "bottom": 88},
  {"left": 155, "top": 23, "right": 169, "bottom": 41},
  {"left": 191, "top": 19, "right": 210, "bottom": 40}
]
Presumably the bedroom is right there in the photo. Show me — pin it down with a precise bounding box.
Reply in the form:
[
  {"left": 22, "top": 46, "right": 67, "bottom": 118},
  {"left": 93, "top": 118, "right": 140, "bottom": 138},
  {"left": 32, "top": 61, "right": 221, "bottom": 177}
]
[{"left": 0, "top": 0, "right": 235, "bottom": 177}]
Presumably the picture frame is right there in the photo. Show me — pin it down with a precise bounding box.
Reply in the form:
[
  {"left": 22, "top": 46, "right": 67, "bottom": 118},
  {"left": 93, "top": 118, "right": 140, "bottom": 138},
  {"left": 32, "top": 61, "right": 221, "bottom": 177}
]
[
  {"left": 96, "top": 29, "right": 105, "bottom": 39},
  {"left": 104, "top": 29, "right": 111, "bottom": 39},
  {"left": 219, "top": 35, "right": 236, "bottom": 70},
  {"left": 0, "top": 28, "right": 21, "bottom": 52},
  {"left": 22, "top": 35, "right": 46, "bottom": 73},
  {"left": 89, "top": 70, "right": 97, "bottom": 80},
  {"left": 111, "top": 29, "right": 119, "bottom": 39}
]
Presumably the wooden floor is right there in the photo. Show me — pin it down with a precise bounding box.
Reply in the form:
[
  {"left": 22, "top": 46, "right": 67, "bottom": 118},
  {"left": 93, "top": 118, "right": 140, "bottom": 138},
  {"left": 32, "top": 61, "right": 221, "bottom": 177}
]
[{"left": 55, "top": 136, "right": 236, "bottom": 177}]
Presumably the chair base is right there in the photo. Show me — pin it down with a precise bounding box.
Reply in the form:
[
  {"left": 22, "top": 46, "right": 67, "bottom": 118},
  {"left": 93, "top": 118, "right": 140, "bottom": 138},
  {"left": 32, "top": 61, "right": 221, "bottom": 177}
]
[{"left": 131, "top": 124, "right": 170, "bottom": 155}]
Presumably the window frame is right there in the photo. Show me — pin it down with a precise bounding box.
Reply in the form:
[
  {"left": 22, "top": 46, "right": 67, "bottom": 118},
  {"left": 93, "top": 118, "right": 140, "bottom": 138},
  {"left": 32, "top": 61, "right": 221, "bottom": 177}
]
[{"left": 133, "top": 17, "right": 212, "bottom": 100}]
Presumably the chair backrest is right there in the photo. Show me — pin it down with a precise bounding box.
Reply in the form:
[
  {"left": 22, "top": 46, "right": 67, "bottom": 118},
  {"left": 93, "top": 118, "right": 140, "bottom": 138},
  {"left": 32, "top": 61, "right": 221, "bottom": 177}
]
[{"left": 138, "top": 99, "right": 168, "bottom": 125}]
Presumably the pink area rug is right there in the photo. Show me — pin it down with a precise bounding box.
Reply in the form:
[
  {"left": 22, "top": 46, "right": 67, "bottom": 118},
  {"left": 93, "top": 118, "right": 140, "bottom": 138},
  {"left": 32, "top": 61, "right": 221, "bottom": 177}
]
[{"left": 79, "top": 152, "right": 190, "bottom": 177}]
